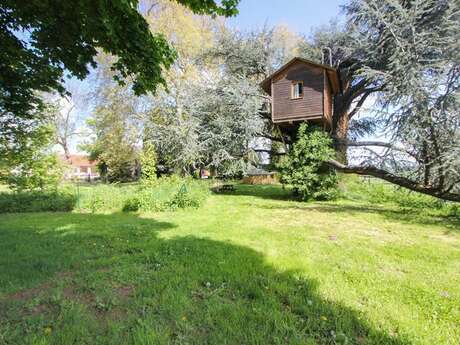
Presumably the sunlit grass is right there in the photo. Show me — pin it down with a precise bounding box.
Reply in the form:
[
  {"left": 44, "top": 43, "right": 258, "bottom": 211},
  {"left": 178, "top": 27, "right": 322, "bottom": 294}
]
[{"left": 0, "top": 184, "right": 459, "bottom": 344}]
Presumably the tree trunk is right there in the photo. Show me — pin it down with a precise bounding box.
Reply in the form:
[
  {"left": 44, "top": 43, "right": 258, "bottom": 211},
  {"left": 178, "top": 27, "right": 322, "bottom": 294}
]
[
  {"left": 331, "top": 94, "right": 350, "bottom": 164},
  {"left": 62, "top": 142, "right": 70, "bottom": 160}
]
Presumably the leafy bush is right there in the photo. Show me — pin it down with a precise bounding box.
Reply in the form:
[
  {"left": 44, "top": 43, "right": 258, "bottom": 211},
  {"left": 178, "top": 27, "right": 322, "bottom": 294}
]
[
  {"left": 168, "top": 184, "right": 203, "bottom": 209},
  {"left": 122, "top": 197, "right": 142, "bottom": 212},
  {"left": 278, "top": 124, "right": 339, "bottom": 201},
  {"left": 0, "top": 190, "right": 76, "bottom": 213}
]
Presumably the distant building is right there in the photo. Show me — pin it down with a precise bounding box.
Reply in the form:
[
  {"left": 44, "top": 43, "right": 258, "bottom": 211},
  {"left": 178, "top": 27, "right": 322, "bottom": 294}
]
[
  {"left": 242, "top": 167, "right": 278, "bottom": 185},
  {"left": 61, "top": 154, "right": 99, "bottom": 180}
]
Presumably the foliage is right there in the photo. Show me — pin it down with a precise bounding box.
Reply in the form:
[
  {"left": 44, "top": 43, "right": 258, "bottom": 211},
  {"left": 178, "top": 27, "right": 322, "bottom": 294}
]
[
  {"left": 0, "top": 120, "right": 63, "bottom": 191},
  {"left": 0, "top": 184, "right": 459, "bottom": 344},
  {"left": 0, "top": 0, "right": 239, "bottom": 145},
  {"left": 148, "top": 74, "right": 265, "bottom": 176},
  {"left": 293, "top": 1, "right": 460, "bottom": 201},
  {"left": 345, "top": 0, "right": 460, "bottom": 197},
  {"left": 140, "top": 143, "right": 158, "bottom": 184},
  {"left": 145, "top": 24, "right": 303, "bottom": 175},
  {"left": 0, "top": 189, "right": 76, "bottom": 213},
  {"left": 84, "top": 79, "right": 141, "bottom": 182},
  {"left": 278, "top": 124, "right": 338, "bottom": 201}
]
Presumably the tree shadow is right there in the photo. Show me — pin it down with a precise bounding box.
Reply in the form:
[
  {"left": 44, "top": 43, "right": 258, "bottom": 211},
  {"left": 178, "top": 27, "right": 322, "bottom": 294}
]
[
  {"left": 0, "top": 212, "right": 413, "bottom": 344},
  {"left": 214, "top": 183, "right": 299, "bottom": 201}
]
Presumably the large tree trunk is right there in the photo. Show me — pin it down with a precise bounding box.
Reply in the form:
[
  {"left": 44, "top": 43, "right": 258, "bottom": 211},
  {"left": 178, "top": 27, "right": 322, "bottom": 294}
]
[{"left": 331, "top": 90, "right": 351, "bottom": 164}]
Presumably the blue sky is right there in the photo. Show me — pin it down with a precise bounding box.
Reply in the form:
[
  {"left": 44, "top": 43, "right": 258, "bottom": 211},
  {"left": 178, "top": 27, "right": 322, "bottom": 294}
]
[{"left": 227, "top": 0, "right": 346, "bottom": 35}]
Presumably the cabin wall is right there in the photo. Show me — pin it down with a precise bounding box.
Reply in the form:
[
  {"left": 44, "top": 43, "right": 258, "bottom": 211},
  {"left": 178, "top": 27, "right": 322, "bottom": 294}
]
[{"left": 272, "top": 61, "right": 324, "bottom": 123}]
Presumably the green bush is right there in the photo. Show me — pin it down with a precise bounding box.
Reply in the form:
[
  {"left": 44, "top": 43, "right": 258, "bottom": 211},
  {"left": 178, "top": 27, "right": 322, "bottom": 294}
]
[
  {"left": 0, "top": 190, "right": 76, "bottom": 213},
  {"left": 122, "top": 197, "right": 142, "bottom": 212},
  {"left": 278, "top": 123, "right": 339, "bottom": 201}
]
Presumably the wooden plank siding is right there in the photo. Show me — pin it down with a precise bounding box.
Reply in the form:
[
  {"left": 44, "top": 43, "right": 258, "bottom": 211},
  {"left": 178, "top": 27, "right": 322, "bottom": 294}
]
[{"left": 272, "top": 60, "right": 324, "bottom": 123}]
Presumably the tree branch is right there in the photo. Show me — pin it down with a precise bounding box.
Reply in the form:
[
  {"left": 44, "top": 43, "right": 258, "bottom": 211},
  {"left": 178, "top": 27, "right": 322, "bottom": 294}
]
[
  {"left": 344, "top": 140, "right": 418, "bottom": 159},
  {"left": 326, "top": 159, "right": 460, "bottom": 202},
  {"left": 253, "top": 149, "right": 285, "bottom": 156},
  {"left": 347, "top": 87, "right": 380, "bottom": 118}
]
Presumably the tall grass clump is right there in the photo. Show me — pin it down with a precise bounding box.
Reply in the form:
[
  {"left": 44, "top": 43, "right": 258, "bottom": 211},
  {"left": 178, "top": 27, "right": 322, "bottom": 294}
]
[
  {"left": 75, "top": 182, "right": 138, "bottom": 213},
  {"left": 0, "top": 189, "right": 76, "bottom": 213},
  {"left": 340, "top": 174, "right": 459, "bottom": 216},
  {"left": 122, "top": 176, "right": 209, "bottom": 213}
]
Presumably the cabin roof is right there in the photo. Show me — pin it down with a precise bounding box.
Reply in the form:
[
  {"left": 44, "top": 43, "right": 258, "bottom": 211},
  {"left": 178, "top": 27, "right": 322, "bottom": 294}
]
[
  {"left": 260, "top": 57, "right": 341, "bottom": 95},
  {"left": 60, "top": 154, "right": 97, "bottom": 167}
]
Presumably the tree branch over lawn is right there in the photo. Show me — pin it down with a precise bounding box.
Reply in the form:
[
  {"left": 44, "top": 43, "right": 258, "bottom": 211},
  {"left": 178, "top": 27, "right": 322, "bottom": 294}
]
[{"left": 327, "top": 159, "right": 460, "bottom": 202}]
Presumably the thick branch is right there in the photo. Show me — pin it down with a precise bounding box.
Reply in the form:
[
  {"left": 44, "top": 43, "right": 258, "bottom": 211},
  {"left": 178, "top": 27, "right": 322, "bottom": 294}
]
[
  {"left": 348, "top": 88, "right": 377, "bottom": 118},
  {"left": 327, "top": 159, "right": 460, "bottom": 202},
  {"left": 253, "top": 149, "right": 285, "bottom": 156},
  {"left": 344, "top": 140, "right": 418, "bottom": 159}
]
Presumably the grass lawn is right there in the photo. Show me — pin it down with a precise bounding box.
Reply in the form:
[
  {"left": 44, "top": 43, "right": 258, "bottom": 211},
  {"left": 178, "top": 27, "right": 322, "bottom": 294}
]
[{"left": 0, "top": 184, "right": 459, "bottom": 344}]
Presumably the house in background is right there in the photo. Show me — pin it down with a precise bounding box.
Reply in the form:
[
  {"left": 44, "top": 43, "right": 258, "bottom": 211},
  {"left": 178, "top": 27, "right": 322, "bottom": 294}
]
[
  {"left": 61, "top": 154, "right": 100, "bottom": 181},
  {"left": 260, "top": 57, "right": 341, "bottom": 131}
]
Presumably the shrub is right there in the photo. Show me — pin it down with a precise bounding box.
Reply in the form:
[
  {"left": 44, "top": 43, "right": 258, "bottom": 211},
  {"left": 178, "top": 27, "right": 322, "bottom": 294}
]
[
  {"left": 278, "top": 124, "right": 339, "bottom": 201},
  {"left": 0, "top": 190, "right": 76, "bottom": 213},
  {"left": 122, "top": 197, "right": 142, "bottom": 212},
  {"left": 168, "top": 184, "right": 202, "bottom": 209}
]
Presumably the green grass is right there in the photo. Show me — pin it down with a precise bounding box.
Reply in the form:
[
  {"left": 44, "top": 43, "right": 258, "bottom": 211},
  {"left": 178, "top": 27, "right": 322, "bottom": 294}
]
[{"left": 0, "top": 184, "right": 459, "bottom": 344}]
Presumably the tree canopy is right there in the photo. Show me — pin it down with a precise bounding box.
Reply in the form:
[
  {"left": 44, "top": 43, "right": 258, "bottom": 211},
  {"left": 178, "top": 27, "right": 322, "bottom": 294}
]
[{"left": 0, "top": 0, "right": 239, "bottom": 151}]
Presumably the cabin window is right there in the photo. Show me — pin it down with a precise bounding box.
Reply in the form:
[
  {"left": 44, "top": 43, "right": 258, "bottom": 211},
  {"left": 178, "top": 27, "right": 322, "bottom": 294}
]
[{"left": 291, "top": 81, "right": 303, "bottom": 99}]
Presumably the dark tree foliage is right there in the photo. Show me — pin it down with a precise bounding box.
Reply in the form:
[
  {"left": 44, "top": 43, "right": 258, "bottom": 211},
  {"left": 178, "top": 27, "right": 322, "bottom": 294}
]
[{"left": 0, "top": 0, "right": 239, "bottom": 155}]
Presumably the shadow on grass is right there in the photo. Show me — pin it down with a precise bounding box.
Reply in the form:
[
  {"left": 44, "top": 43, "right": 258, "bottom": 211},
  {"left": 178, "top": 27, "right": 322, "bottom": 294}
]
[
  {"left": 0, "top": 212, "right": 412, "bottom": 344},
  {"left": 214, "top": 183, "right": 298, "bottom": 201}
]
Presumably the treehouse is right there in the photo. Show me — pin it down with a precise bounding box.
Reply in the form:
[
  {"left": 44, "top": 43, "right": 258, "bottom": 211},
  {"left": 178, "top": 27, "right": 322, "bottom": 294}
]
[{"left": 261, "top": 57, "right": 341, "bottom": 130}]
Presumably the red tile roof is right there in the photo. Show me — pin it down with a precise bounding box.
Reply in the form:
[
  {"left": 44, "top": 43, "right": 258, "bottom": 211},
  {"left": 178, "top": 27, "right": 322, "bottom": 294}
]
[{"left": 61, "top": 154, "right": 97, "bottom": 167}]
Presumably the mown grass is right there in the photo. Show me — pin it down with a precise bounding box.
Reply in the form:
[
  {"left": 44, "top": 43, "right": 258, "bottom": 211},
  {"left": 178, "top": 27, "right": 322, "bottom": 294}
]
[{"left": 0, "top": 183, "right": 459, "bottom": 344}]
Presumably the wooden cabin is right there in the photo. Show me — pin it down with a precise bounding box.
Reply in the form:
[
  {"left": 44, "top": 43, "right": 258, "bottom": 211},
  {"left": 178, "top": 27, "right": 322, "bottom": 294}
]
[{"left": 261, "top": 57, "right": 341, "bottom": 129}]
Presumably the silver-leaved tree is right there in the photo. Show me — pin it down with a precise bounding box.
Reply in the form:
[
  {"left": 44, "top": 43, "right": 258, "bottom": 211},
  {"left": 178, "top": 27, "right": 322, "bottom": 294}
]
[{"left": 298, "top": 0, "right": 459, "bottom": 201}]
